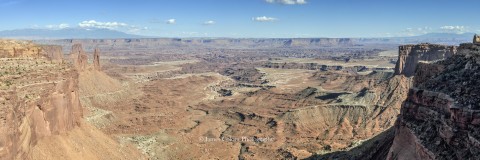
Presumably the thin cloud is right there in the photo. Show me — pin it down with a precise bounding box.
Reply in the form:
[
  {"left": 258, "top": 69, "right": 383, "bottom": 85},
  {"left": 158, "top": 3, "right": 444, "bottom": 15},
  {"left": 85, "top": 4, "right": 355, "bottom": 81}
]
[
  {"left": 265, "top": 0, "right": 307, "bottom": 5},
  {"left": 76, "top": 20, "right": 148, "bottom": 34},
  {"left": 398, "top": 26, "right": 432, "bottom": 36},
  {"left": 252, "top": 16, "right": 278, "bottom": 22},
  {"left": 45, "top": 23, "right": 70, "bottom": 29},
  {"left": 203, "top": 20, "right": 215, "bottom": 25},
  {"left": 440, "top": 25, "right": 469, "bottom": 34},
  {"left": 166, "top": 19, "right": 176, "bottom": 24},
  {"left": 128, "top": 26, "right": 148, "bottom": 33},
  {"left": 78, "top": 20, "right": 128, "bottom": 29}
]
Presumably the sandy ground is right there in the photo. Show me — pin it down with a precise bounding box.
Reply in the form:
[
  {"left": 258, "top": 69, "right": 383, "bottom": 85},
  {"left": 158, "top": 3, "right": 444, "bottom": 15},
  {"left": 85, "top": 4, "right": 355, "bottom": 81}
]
[
  {"left": 78, "top": 57, "right": 400, "bottom": 159},
  {"left": 30, "top": 122, "right": 145, "bottom": 160},
  {"left": 378, "top": 50, "right": 398, "bottom": 57}
]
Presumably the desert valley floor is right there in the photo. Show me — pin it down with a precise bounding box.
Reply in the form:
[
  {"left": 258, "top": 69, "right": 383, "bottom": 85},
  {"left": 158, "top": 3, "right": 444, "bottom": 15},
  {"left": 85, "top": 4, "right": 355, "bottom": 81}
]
[{"left": 2, "top": 37, "right": 480, "bottom": 159}]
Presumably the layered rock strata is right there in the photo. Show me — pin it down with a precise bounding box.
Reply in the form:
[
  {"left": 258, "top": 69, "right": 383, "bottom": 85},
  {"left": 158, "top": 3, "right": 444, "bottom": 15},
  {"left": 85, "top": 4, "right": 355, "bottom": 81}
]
[
  {"left": 0, "top": 45, "right": 82, "bottom": 159},
  {"left": 262, "top": 62, "right": 378, "bottom": 72},
  {"left": 70, "top": 43, "right": 88, "bottom": 71},
  {"left": 387, "top": 40, "right": 480, "bottom": 159},
  {"left": 0, "top": 40, "right": 41, "bottom": 58},
  {"left": 394, "top": 44, "right": 457, "bottom": 77},
  {"left": 474, "top": 34, "right": 480, "bottom": 44},
  {"left": 39, "top": 45, "right": 63, "bottom": 62},
  {"left": 93, "top": 48, "right": 100, "bottom": 70}
]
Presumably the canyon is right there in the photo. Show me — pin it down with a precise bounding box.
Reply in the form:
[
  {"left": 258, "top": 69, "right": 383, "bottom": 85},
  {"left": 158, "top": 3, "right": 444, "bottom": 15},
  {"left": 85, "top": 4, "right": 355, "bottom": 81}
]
[
  {"left": 386, "top": 38, "right": 480, "bottom": 160},
  {"left": 0, "top": 41, "right": 143, "bottom": 159},
  {"left": 309, "top": 36, "right": 480, "bottom": 160},
  {"left": 394, "top": 44, "right": 457, "bottom": 77},
  {"left": 1, "top": 35, "right": 479, "bottom": 160}
]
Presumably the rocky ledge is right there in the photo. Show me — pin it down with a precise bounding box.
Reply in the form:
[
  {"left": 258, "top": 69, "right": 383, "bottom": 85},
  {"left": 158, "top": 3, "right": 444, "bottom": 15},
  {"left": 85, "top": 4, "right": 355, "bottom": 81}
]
[
  {"left": 387, "top": 41, "right": 480, "bottom": 159},
  {"left": 0, "top": 40, "right": 83, "bottom": 159},
  {"left": 394, "top": 43, "right": 457, "bottom": 77}
]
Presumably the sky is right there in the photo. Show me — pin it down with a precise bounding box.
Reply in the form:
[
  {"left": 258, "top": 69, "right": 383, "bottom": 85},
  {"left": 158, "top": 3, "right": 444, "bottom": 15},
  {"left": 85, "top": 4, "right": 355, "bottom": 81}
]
[{"left": 0, "top": 0, "right": 479, "bottom": 38}]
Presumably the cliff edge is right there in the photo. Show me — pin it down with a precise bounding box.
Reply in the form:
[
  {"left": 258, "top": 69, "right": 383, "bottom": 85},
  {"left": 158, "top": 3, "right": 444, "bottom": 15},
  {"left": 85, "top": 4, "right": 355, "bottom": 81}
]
[
  {"left": 0, "top": 41, "right": 82, "bottom": 159},
  {"left": 387, "top": 37, "right": 480, "bottom": 159},
  {"left": 0, "top": 40, "right": 143, "bottom": 159},
  {"left": 394, "top": 43, "right": 457, "bottom": 77}
]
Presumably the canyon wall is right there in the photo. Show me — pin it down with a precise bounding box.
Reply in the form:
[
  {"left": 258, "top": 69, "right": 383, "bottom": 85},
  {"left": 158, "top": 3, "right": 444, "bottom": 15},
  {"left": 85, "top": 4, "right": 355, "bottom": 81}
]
[
  {"left": 0, "top": 40, "right": 83, "bottom": 159},
  {"left": 387, "top": 41, "right": 480, "bottom": 159},
  {"left": 93, "top": 48, "right": 100, "bottom": 70},
  {"left": 0, "top": 40, "right": 41, "bottom": 58},
  {"left": 308, "top": 36, "right": 479, "bottom": 160},
  {"left": 69, "top": 44, "right": 101, "bottom": 71},
  {"left": 394, "top": 43, "right": 457, "bottom": 77},
  {"left": 39, "top": 45, "right": 63, "bottom": 62},
  {"left": 70, "top": 43, "right": 88, "bottom": 71},
  {"left": 474, "top": 34, "right": 480, "bottom": 44},
  {"left": 262, "top": 61, "right": 389, "bottom": 72},
  {"left": 37, "top": 38, "right": 358, "bottom": 49},
  {"left": 0, "top": 40, "right": 64, "bottom": 61}
]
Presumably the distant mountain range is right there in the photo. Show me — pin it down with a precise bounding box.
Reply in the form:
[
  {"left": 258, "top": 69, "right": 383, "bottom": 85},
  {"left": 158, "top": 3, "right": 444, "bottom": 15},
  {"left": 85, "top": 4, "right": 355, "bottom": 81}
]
[
  {"left": 0, "top": 28, "right": 146, "bottom": 39},
  {"left": 412, "top": 32, "right": 475, "bottom": 39},
  {"left": 0, "top": 28, "right": 476, "bottom": 45},
  {"left": 385, "top": 32, "right": 475, "bottom": 45}
]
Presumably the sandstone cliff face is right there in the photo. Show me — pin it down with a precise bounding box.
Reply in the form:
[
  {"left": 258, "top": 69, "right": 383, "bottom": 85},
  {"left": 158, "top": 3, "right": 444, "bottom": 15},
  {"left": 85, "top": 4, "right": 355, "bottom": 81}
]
[
  {"left": 394, "top": 44, "right": 457, "bottom": 77},
  {"left": 474, "top": 34, "right": 480, "bottom": 44},
  {"left": 0, "top": 40, "right": 64, "bottom": 62},
  {"left": 0, "top": 40, "right": 41, "bottom": 58},
  {"left": 387, "top": 42, "right": 480, "bottom": 160},
  {"left": 0, "top": 59, "right": 82, "bottom": 159},
  {"left": 70, "top": 44, "right": 101, "bottom": 71},
  {"left": 93, "top": 48, "right": 101, "bottom": 70},
  {"left": 70, "top": 43, "right": 88, "bottom": 71},
  {"left": 40, "top": 45, "right": 63, "bottom": 62},
  {"left": 1, "top": 41, "right": 145, "bottom": 159}
]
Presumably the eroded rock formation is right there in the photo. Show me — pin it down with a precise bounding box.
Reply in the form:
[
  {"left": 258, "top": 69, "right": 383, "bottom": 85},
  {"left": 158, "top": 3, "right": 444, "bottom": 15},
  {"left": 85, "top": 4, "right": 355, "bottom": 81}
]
[
  {"left": 70, "top": 44, "right": 102, "bottom": 71},
  {"left": 474, "top": 34, "right": 480, "bottom": 44},
  {"left": 40, "top": 45, "right": 64, "bottom": 62},
  {"left": 0, "top": 58, "right": 82, "bottom": 159},
  {"left": 93, "top": 48, "right": 101, "bottom": 70},
  {"left": 394, "top": 44, "right": 457, "bottom": 77},
  {"left": 0, "top": 40, "right": 143, "bottom": 160},
  {"left": 387, "top": 41, "right": 480, "bottom": 159},
  {"left": 0, "top": 40, "right": 65, "bottom": 62},
  {"left": 221, "top": 67, "right": 267, "bottom": 85},
  {"left": 71, "top": 43, "right": 88, "bottom": 71},
  {"left": 0, "top": 40, "right": 41, "bottom": 58},
  {"left": 307, "top": 36, "right": 480, "bottom": 160},
  {"left": 261, "top": 61, "right": 391, "bottom": 72}
]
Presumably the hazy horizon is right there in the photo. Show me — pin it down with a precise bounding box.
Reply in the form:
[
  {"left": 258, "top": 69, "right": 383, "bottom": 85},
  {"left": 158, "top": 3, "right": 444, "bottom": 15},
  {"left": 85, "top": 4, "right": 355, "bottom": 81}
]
[{"left": 0, "top": 0, "right": 479, "bottom": 38}]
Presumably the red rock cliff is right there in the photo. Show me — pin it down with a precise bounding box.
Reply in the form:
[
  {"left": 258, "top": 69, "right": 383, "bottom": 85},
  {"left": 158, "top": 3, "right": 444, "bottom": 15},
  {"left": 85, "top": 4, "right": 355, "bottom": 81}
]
[
  {"left": 0, "top": 40, "right": 41, "bottom": 58},
  {"left": 387, "top": 41, "right": 480, "bottom": 159},
  {"left": 93, "top": 48, "right": 101, "bottom": 70},
  {"left": 70, "top": 43, "right": 88, "bottom": 71},
  {"left": 474, "top": 34, "right": 480, "bottom": 44},
  {"left": 40, "top": 45, "right": 64, "bottom": 62},
  {"left": 394, "top": 44, "right": 457, "bottom": 77},
  {"left": 0, "top": 42, "right": 83, "bottom": 159}
]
